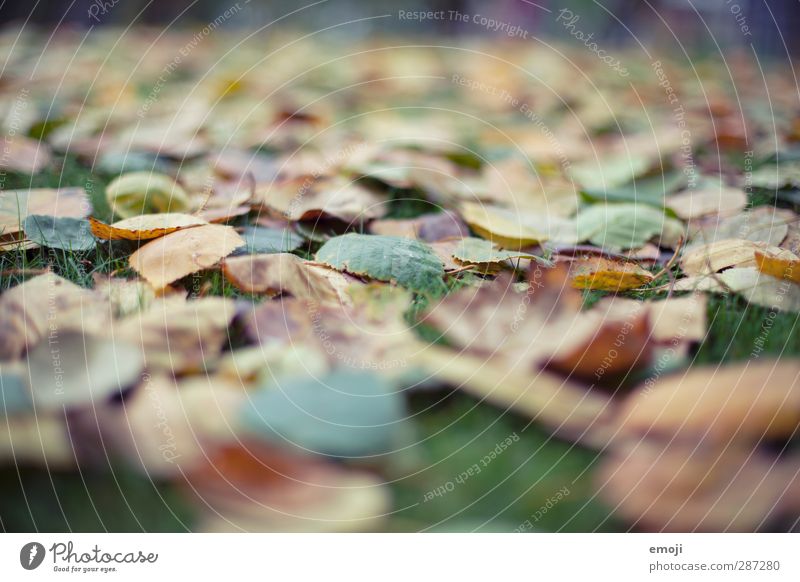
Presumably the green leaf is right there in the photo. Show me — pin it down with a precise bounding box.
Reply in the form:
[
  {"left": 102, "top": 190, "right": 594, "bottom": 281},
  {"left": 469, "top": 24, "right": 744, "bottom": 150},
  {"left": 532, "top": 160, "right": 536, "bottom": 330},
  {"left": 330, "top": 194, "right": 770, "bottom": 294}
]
[
  {"left": 232, "top": 226, "right": 304, "bottom": 255},
  {"left": 581, "top": 170, "right": 686, "bottom": 206},
  {"left": 23, "top": 215, "right": 95, "bottom": 251},
  {"left": 316, "top": 233, "right": 447, "bottom": 295},
  {"left": 568, "top": 153, "right": 654, "bottom": 190},
  {"left": 242, "top": 369, "right": 406, "bottom": 456},
  {"left": 576, "top": 203, "right": 684, "bottom": 250},
  {"left": 0, "top": 369, "right": 31, "bottom": 414}
]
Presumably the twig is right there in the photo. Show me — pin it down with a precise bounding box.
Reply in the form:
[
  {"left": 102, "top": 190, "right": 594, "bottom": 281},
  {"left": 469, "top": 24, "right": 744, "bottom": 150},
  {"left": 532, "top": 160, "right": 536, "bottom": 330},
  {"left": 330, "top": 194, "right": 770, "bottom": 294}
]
[{"left": 651, "top": 236, "right": 684, "bottom": 281}]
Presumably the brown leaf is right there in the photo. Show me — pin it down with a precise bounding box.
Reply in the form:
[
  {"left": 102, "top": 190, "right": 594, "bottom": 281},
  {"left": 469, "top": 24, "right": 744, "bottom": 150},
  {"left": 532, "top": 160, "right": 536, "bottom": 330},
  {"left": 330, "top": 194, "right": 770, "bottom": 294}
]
[
  {"left": 680, "top": 239, "right": 785, "bottom": 276},
  {"left": 666, "top": 186, "right": 747, "bottom": 220},
  {"left": 617, "top": 360, "right": 800, "bottom": 444},
  {"left": 114, "top": 296, "right": 236, "bottom": 374},
  {"left": 255, "top": 175, "right": 385, "bottom": 222},
  {"left": 129, "top": 224, "right": 244, "bottom": 288},
  {"left": 0, "top": 273, "right": 109, "bottom": 360},
  {"left": 0, "top": 135, "right": 52, "bottom": 174},
  {"left": 222, "top": 253, "right": 358, "bottom": 303},
  {"left": 598, "top": 442, "right": 799, "bottom": 531},
  {"left": 183, "top": 441, "right": 390, "bottom": 532}
]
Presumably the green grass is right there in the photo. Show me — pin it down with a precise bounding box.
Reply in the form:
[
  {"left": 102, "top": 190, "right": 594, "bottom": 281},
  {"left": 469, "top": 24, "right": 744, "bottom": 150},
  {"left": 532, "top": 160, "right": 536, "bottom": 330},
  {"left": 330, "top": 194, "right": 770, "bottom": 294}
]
[{"left": 0, "top": 465, "right": 194, "bottom": 532}]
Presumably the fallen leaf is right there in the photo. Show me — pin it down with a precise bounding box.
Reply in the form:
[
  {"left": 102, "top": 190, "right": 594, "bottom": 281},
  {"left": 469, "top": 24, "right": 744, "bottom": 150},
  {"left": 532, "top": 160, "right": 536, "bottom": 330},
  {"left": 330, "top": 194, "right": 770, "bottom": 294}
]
[
  {"left": 129, "top": 224, "right": 244, "bottom": 288},
  {"left": 223, "top": 253, "right": 357, "bottom": 303},
  {"left": 316, "top": 233, "right": 447, "bottom": 295},
  {"left": 24, "top": 330, "right": 143, "bottom": 410},
  {"left": 680, "top": 239, "right": 787, "bottom": 276},
  {"left": 114, "top": 296, "right": 236, "bottom": 374},
  {"left": 617, "top": 360, "right": 800, "bottom": 444},
  {"left": 89, "top": 213, "right": 208, "bottom": 240},
  {"left": 0, "top": 135, "right": 52, "bottom": 174},
  {"left": 0, "top": 188, "right": 90, "bottom": 241},
  {"left": 452, "top": 237, "right": 541, "bottom": 266},
  {"left": 754, "top": 249, "right": 800, "bottom": 285},
  {"left": 567, "top": 256, "right": 655, "bottom": 291},
  {"left": 255, "top": 176, "right": 385, "bottom": 222},
  {"left": 23, "top": 215, "right": 94, "bottom": 251},
  {"left": 94, "top": 374, "right": 246, "bottom": 476},
  {"left": 576, "top": 203, "right": 684, "bottom": 250},
  {"left": 0, "top": 273, "right": 110, "bottom": 361},
  {"left": 242, "top": 369, "right": 405, "bottom": 456},
  {"left": 369, "top": 211, "right": 469, "bottom": 242},
  {"left": 105, "top": 171, "right": 190, "bottom": 219},
  {"left": 690, "top": 206, "right": 794, "bottom": 246},
  {"left": 233, "top": 226, "right": 304, "bottom": 255},
  {"left": 460, "top": 201, "right": 577, "bottom": 248},
  {"left": 666, "top": 185, "right": 747, "bottom": 219},
  {"left": 183, "top": 441, "right": 390, "bottom": 532}
]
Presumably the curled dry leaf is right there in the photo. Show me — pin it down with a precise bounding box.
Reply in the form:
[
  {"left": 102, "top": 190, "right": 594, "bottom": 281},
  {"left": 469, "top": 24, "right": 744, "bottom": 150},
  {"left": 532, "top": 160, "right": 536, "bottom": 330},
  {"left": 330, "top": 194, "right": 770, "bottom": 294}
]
[
  {"left": 129, "top": 223, "right": 244, "bottom": 288},
  {"left": 567, "top": 255, "right": 654, "bottom": 291},
  {"left": 105, "top": 171, "right": 190, "bottom": 219},
  {"left": 89, "top": 213, "right": 208, "bottom": 240},
  {"left": 223, "top": 253, "right": 358, "bottom": 304},
  {"left": 680, "top": 239, "right": 789, "bottom": 276}
]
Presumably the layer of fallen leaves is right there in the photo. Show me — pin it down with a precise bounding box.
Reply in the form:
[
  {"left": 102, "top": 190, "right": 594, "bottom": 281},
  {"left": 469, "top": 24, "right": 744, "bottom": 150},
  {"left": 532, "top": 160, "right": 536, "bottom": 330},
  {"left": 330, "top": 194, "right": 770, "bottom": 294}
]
[{"left": 1, "top": 28, "right": 800, "bottom": 533}]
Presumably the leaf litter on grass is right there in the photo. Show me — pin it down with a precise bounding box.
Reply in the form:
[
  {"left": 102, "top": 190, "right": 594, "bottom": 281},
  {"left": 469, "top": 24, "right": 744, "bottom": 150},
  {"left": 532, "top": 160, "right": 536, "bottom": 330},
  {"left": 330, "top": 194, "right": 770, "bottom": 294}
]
[{"left": 1, "top": 28, "right": 800, "bottom": 533}]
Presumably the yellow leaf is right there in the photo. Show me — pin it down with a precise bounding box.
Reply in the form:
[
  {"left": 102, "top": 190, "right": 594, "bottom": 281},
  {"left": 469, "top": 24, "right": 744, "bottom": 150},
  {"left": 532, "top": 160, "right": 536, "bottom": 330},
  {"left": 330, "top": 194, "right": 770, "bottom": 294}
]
[
  {"left": 569, "top": 256, "right": 654, "bottom": 291},
  {"left": 754, "top": 249, "right": 800, "bottom": 285},
  {"left": 89, "top": 213, "right": 208, "bottom": 240}
]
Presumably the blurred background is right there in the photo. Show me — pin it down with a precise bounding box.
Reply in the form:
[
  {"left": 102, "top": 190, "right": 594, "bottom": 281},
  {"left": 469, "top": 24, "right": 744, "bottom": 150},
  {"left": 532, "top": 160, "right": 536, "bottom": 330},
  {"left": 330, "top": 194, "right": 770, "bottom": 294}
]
[{"left": 1, "top": 0, "right": 799, "bottom": 56}]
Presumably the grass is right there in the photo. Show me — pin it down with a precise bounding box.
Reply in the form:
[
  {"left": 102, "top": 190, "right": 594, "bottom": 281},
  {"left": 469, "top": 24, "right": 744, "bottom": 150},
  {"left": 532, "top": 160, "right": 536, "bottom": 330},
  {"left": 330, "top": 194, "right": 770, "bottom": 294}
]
[{"left": 3, "top": 167, "right": 800, "bottom": 532}]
